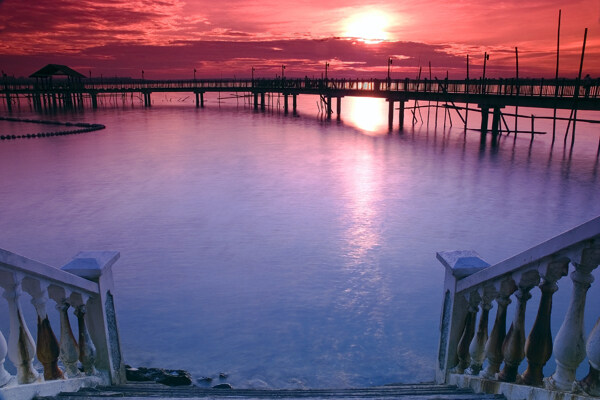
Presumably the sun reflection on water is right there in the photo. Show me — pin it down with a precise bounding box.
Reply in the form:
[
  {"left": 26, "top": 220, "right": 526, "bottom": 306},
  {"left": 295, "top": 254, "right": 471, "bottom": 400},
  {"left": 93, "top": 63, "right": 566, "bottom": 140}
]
[{"left": 343, "top": 97, "right": 388, "bottom": 134}]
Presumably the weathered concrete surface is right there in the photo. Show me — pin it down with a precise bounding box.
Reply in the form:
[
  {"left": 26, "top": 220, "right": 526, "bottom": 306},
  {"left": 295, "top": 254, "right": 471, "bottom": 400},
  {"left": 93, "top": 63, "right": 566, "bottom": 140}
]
[
  {"left": 34, "top": 382, "right": 505, "bottom": 399},
  {"left": 449, "top": 373, "right": 594, "bottom": 400}
]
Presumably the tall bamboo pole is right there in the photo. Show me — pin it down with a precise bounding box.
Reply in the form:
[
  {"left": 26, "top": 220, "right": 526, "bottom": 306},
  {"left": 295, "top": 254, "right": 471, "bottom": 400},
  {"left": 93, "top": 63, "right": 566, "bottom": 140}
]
[
  {"left": 465, "top": 55, "right": 469, "bottom": 132},
  {"left": 515, "top": 47, "right": 519, "bottom": 136},
  {"left": 571, "top": 28, "right": 587, "bottom": 147},
  {"left": 552, "top": 9, "right": 561, "bottom": 144}
]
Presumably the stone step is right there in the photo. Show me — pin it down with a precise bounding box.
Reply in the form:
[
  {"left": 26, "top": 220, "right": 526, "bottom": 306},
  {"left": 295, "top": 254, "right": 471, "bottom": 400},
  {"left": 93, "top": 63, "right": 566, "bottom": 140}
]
[{"left": 41, "top": 382, "right": 506, "bottom": 400}]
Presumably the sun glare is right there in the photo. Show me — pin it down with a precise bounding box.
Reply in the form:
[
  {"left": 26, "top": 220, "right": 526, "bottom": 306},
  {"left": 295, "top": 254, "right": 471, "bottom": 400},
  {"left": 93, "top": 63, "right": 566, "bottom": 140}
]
[{"left": 343, "top": 12, "right": 390, "bottom": 43}]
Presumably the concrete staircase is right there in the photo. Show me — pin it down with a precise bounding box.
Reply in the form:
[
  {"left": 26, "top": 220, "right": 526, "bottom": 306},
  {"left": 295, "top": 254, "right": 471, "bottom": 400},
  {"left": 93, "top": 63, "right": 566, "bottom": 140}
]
[{"left": 39, "top": 382, "right": 506, "bottom": 399}]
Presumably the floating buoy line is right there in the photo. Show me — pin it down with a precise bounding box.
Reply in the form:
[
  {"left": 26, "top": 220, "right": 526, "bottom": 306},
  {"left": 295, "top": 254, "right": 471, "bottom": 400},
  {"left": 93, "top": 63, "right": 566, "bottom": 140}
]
[{"left": 0, "top": 116, "right": 105, "bottom": 140}]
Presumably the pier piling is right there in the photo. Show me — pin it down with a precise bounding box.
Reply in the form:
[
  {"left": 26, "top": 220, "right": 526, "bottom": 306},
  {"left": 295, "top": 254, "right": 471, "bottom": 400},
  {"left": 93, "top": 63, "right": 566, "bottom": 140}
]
[
  {"left": 480, "top": 106, "right": 490, "bottom": 133},
  {"left": 399, "top": 101, "right": 405, "bottom": 131},
  {"left": 388, "top": 100, "right": 394, "bottom": 130}
]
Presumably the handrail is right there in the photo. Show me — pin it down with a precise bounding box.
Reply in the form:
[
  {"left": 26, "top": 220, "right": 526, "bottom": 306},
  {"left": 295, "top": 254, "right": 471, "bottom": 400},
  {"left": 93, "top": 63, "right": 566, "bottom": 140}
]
[
  {"left": 2, "top": 77, "right": 599, "bottom": 99},
  {"left": 456, "top": 216, "right": 600, "bottom": 293},
  {"left": 0, "top": 248, "right": 98, "bottom": 295},
  {"left": 436, "top": 216, "right": 600, "bottom": 400},
  {"left": 0, "top": 248, "right": 125, "bottom": 400}
]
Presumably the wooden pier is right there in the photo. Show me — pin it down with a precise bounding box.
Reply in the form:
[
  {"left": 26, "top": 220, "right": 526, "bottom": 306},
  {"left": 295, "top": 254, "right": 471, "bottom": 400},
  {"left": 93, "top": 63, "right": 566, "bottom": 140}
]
[{"left": 2, "top": 76, "right": 600, "bottom": 135}]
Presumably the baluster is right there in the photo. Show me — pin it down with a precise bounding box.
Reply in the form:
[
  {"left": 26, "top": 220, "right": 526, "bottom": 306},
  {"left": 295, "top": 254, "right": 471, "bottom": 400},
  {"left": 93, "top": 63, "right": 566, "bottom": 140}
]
[
  {"left": 520, "top": 258, "right": 569, "bottom": 386},
  {"left": 48, "top": 286, "right": 81, "bottom": 378},
  {"left": 74, "top": 304, "right": 97, "bottom": 375},
  {"left": 575, "top": 316, "right": 600, "bottom": 396},
  {"left": 480, "top": 278, "right": 517, "bottom": 379},
  {"left": 1, "top": 274, "right": 40, "bottom": 384},
  {"left": 547, "top": 246, "right": 600, "bottom": 391},
  {"left": 498, "top": 269, "right": 540, "bottom": 382},
  {"left": 575, "top": 318, "right": 600, "bottom": 397},
  {"left": 27, "top": 280, "right": 64, "bottom": 380},
  {"left": 0, "top": 329, "right": 13, "bottom": 387},
  {"left": 452, "top": 291, "right": 480, "bottom": 373},
  {"left": 466, "top": 285, "right": 496, "bottom": 375},
  {"left": 57, "top": 301, "right": 80, "bottom": 377}
]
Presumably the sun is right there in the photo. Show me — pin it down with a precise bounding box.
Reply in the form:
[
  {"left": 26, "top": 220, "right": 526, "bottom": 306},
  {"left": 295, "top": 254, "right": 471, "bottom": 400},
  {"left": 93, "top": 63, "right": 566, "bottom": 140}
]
[{"left": 343, "top": 12, "right": 390, "bottom": 43}]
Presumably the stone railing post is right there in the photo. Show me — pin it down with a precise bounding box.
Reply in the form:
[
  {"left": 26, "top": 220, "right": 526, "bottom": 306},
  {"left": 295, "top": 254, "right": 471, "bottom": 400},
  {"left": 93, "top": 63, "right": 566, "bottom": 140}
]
[
  {"left": 466, "top": 285, "right": 496, "bottom": 375},
  {"left": 520, "top": 258, "right": 569, "bottom": 386},
  {"left": 480, "top": 278, "right": 517, "bottom": 379},
  {"left": 27, "top": 279, "right": 64, "bottom": 381},
  {"left": 497, "top": 269, "right": 540, "bottom": 382},
  {"left": 48, "top": 285, "right": 82, "bottom": 379},
  {"left": 0, "top": 273, "right": 40, "bottom": 384},
  {"left": 0, "top": 329, "right": 12, "bottom": 387},
  {"left": 75, "top": 302, "right": 97, "bottom": 375},
  {"left": 576, "top": 316, "right": 600, "bottom": 396},
  {"left": 454, "top": 291, "right": 480, "bottom": 374},
  {"left": 547, "top": 246, "right": 600, "bottom": 391},
  {"left": 435, "top": 251, "right": 490, "bottom": 383},
  {"left": 61, "top": 251, "right": 126, "bottom": 384},
  {"left": 57, "top": 301, "right": 80, "bottom": 377}
]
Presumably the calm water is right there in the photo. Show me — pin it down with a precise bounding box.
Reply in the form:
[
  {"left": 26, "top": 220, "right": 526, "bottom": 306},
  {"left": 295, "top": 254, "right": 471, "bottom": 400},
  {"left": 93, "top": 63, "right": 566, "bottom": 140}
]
[{"left": 0, "top": 94, "right": 599, "bottom": 388}]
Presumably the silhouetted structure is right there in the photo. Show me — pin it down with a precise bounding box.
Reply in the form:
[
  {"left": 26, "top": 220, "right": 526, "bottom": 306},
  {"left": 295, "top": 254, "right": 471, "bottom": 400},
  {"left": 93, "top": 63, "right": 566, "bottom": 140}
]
[
  {"left": 29, "top": 64, "right": 86, "bottom": 109},
  {"left": 2, "top": 73, "right": 600, "bottom": 142},
  {"left": 29, "top": 64, "right": 86, "bottom": 79}
]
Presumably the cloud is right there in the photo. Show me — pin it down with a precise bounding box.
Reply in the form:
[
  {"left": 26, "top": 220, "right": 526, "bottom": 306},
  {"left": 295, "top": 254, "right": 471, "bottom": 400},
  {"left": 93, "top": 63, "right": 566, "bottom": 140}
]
[
  {"left": 4, "top": 37, "right": 586, "bottom": 80},
  {"left": 0, "top": 0, "right": 210, "bottom": 54},
  {"left": 1, "top": 0, "right": 598, "bottom": 78}
]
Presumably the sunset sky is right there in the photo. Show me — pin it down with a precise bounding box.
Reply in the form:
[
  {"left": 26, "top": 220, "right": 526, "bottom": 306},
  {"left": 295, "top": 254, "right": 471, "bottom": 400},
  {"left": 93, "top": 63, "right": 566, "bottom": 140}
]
[{"left": 1, "top": 0, "right": 599, "bottom": 79}]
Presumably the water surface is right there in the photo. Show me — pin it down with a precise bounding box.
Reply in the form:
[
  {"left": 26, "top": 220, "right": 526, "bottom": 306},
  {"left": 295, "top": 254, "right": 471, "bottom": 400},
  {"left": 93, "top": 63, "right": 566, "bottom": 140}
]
[{"left": 0, "top": 95, "right": 599, "bottom": 388}]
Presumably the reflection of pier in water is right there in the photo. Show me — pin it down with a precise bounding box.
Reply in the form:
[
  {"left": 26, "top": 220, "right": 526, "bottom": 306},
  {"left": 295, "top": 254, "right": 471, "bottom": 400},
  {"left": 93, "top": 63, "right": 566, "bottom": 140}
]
[{"left": 2, "top": 76, "right": 600, "bottom": 141}]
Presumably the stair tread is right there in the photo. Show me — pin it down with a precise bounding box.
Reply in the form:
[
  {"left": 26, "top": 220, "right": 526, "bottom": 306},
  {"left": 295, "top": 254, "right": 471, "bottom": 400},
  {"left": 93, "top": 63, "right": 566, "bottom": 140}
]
[{"left": 43, "top": 382, "right": 505, "bottom": 400}]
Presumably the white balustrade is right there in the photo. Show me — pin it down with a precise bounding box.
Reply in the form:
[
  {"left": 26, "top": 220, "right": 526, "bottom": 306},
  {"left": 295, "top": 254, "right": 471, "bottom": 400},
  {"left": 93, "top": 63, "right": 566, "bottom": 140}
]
[
  {"left": 436, "top": 216, "right": 600, "bottom": 400},
  {"left": 577, "top": 316, "right": 600, "bottom": 396},
  {"left": 23, "top": 278, "right": 64, "bottom": 381},
  {"left": 56, "top": 301, "right": 80, "bottom": 378},
  {"left": 0, "top": 329, "right": 11, "bottom": 387},
  {"left": 453, "top": 290, "right": 480, "bottom": 373},
  {"left": 520, "top": 258, "right": 569, "bottom": 386},
  {"left": 1, "top": 273, "right": 40, "bottom": 384},
  {"left": 480, "top": 278, "right": 516, "bottom": 379},
  {"left": 547, "top": 246, "right": 600, "bottom": 391},
  {"left": 0, "top": 248, "right": 125, "bottom": 400},
  {"left": 75, "top": 304, "right": 97, "bottom": 375},
  {"left": 497, "top": 269, "right": 540, "bottom": 383},
  {"left": 466, "top": 285, "right": 495, "bottom": 375}
]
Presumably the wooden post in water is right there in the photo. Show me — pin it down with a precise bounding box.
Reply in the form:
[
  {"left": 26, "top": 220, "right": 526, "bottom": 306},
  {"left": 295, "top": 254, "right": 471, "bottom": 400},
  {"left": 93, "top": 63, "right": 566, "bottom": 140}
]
[
  {"left": 531, "top": 114, "right": 535, "bottom": 144},
  {"left": 399, "top": 100, "right": 405, "bottom": 131},
  {"left": 552, "top": 9, "right": 562, "bottom": 144},
  {"left": 515, "top": 47, "right": 519, "bottom": 136},
  {"left": 336, "top": 97, "right": 341, "bottom": 120},
  {"left": 480, "top": 105, "right": 489, "bottom": 133},
  {"left": 482, "top": 52, "right": 489, "bottom": 95},
  {"left": 465, "top": 55, "right": 469, "bottom": 132},
  {"left": 427, "top": 61, "right": 432, "bottom": 127},
  {"left": 5, "top": 92, "right": 12, "bottom": 112},
  {"left": 284, "top": 94, "right": 289, "bottom": 114},
  {"left": 388, "top": 99, "right": 394, "bottom": 131},
  {"left": 571, "top": 27, "right": 587, "bottom": 147},
  {"left": 491, "top": 107, "right": 502, "bottom": 136},
  {"left": 292, "top": 94, "right": 297, "bottom": 115}
]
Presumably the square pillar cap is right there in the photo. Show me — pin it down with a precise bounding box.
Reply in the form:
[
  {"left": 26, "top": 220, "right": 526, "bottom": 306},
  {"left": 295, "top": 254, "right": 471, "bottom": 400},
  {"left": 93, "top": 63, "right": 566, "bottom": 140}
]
[
  {"left": 61, "top": 251, "right": 120, "bottom": 281},
  {"left": 437, "top": 250, "right": 490, "bottom": 279}
]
